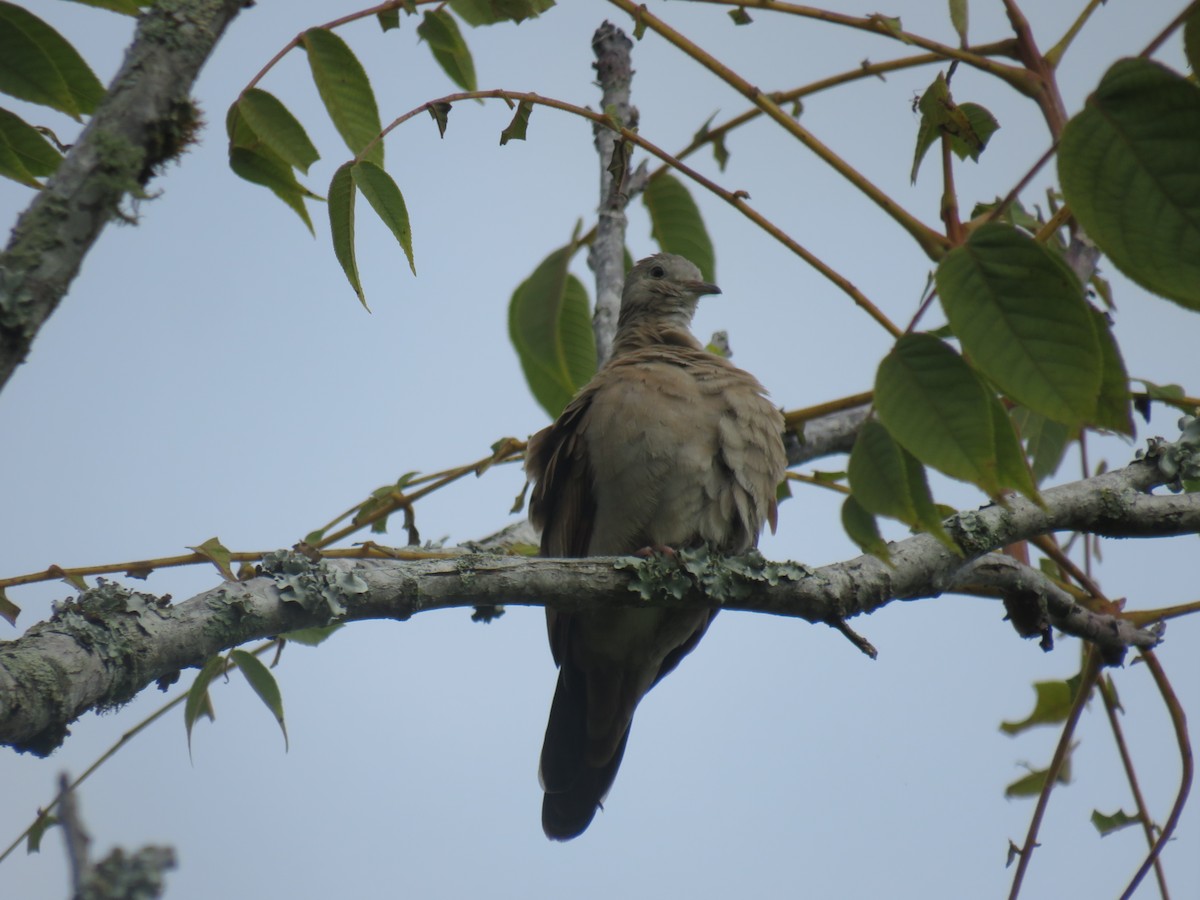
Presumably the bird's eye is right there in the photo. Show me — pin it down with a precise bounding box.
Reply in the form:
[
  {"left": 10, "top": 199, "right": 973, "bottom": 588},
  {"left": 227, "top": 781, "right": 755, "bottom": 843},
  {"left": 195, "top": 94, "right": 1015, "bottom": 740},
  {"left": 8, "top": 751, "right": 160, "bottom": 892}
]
[{"left": 650, "top": 265, "right": 665, "bottom": 278}]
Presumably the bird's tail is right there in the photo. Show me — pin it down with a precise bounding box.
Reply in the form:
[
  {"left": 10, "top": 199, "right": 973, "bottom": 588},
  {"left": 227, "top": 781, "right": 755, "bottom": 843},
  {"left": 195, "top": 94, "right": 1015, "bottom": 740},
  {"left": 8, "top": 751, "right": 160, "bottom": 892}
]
[{"left": 538, "top": 665, "right": 632, "bottom": 841}]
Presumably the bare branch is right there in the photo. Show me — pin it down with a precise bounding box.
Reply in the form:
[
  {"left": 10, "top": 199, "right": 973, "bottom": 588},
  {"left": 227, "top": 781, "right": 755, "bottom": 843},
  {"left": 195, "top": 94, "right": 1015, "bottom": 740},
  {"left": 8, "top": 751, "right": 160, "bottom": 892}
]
[
  {"left": 3, "top": 448, "right": 1192, "bottom": 756},
  {"left": 0, "top": 0, "right": 247, "bottom": 392}
]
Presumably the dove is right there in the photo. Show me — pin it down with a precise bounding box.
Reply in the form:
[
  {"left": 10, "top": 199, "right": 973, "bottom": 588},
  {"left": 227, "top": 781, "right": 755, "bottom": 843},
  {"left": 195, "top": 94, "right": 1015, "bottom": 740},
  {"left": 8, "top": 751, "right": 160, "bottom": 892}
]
[{"left": 526, "top": 252, "right": 786, "bottom": 840}]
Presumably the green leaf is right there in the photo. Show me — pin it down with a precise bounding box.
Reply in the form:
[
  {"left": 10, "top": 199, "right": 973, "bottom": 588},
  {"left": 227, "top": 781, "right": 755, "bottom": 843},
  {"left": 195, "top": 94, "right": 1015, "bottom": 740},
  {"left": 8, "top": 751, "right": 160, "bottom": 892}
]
[
  {"left": 693, "top": 112, "right": 730, "bottom": 171},
  {"left": 849, "top": 420, "right": 956, "bottom": 549},
  {"left": 499, "top": 98, "right": 533, "bottom": 145},
  {"left": 280, "top": 624, "right": 344, "bottom": 646},
  {"left": 840, "top": 495, "right": 891, "bottom": 562},
  {"left": 729, "top": 7, "right": 752, "bottom": 25},
  {"left": 377, "top": 9, "right": 400, "bottom": 31},
  {"left": 508, "top": 245, "right": 597, "bottom": 418},
  {"left": 643, "top": 172, "right": 715, "bottom": 282},
  {"left": 0, "top": 587, "right": 18, "bottom": 626},
  {"left": 427, "top": 101, "right": 452, "bottom": 138},
  {"left": 0, "top": 2, "right": 105, "bottom": 119},
  {"left": 26, "top": 810, "right": 56, "bottom": 853},
  {"left": 418, "top": 10, "right": 477, "bottom": 91},
  {"left": 229, "top": 649, "right": 288, "bottom": 751},
  {"left": 1012, "top": 406, "right": 1073, "bottom": 484},
  {"left": 868, "top": 14, "right": 910, "bottom": 43},
  {"left": 235, "top": 89, "right": 319, "bottom": 174},
  {"left": 948, "top": 0, "right": 968, "bottom": 44},
  {"left": 937, "top": 223, "right": 1101, "bottom": 426},
  {"left": 1000, "top": 680, "right": 1073, "bottom": 735},
  {"left": 952, "top": 102, "right": 998, "bottom": 160},
  {"left": 450, "top": 0, "right": 554, "bottom": 26},
  {"left": 1005, "top": 758, "right": 1071, "bottom": 798},
  {"left": 351, "top": 161, "right": 416, "bottom": 275},
  {"left": 987, "top": 393, "right": 1040, "bottom": 503},
  {"left": 1088, "top": 306, "right": 1134, "bottom": 435},
  {"left": 228, "top": 146, "right": 315, "bottom": 234},
  {"left": 0, "top": 106, "right": 61, "bottom": 187},
  {"left": 1186, "top": 5, "right": 1200, "bottom": 76},
  {"left": 1091, "top": 808, "right": 1141, "bottom": 837},
  {"left": 302, "top": 28, "right": 384, "bottom": 166},
  {"left": 185, "top": 656, "right": 225, "bottom": 757},
  {"left": 911, "top": 74, "right": 996, "bottom": 183},
  {"left": 188, "top": 537, "right": 235, "bottom": 582},
  {"left": 1058, "top": 59, "right": 1200, "bottom": 310},
  {"left": 875, "top": 333, "right": 999, "bottom": 491},
  {"left": 328, "top": 161, "right": 366, "bottom": 309},
  {"left": 60, "top": 0, "right": 143, "bottom": 12}
]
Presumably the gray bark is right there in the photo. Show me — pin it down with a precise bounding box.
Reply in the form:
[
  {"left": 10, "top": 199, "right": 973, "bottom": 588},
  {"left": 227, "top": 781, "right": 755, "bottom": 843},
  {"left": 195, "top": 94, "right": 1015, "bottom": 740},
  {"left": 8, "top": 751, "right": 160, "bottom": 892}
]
[{"left": 0, "top": 0, "right": 247, "bottom": 391}]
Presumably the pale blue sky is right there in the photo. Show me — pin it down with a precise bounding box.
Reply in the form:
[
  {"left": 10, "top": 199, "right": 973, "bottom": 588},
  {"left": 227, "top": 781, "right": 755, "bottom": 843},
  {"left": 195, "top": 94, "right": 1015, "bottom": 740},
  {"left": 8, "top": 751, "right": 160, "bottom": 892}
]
[{"left": 1, "top": 2, "right": 1197, "bottom": 897}]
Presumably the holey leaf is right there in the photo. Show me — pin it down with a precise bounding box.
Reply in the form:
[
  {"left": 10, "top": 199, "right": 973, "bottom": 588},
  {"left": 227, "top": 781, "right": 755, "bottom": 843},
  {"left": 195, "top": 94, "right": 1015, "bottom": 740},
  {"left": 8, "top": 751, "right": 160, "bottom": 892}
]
[
  {"left": 643, "top": 172, "right": 715, "bottom": 282},
  {"left": 509, "top": 246, "right": 597, "bottom": 418},
  {"left": 937, "top": 223, "right": 1101, "bottom": 426},
  {"left": 302, "top": 28, "right": 384, "bottom": 166},
  {"left": 1059, "top": 58, "right": 1200, "bottom": 310}
]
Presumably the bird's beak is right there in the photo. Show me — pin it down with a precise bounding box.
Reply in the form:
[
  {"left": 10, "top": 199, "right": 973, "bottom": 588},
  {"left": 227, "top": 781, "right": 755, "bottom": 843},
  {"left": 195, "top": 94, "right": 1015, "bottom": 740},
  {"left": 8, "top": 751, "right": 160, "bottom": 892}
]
[{"left": 684, "top": 280, "right": 721, "bottom": 296}]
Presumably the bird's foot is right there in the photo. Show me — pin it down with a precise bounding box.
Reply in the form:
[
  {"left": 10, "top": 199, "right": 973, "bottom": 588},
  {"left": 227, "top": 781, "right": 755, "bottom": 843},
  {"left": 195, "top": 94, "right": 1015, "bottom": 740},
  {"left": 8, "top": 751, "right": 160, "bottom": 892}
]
[{"left": 633, "top": 545, "right": 678, "bottom": 559}]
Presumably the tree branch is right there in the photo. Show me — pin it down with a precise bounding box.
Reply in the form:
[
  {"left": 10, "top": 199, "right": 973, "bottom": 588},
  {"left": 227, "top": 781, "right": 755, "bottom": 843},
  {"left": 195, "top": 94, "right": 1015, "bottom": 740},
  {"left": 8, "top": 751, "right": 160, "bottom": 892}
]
[
  {"left": 0, "top": 0, "right": 247, "bottom": 392},
  {"left": 4, "top": 446, "right": 1194, "bottom": 756}
]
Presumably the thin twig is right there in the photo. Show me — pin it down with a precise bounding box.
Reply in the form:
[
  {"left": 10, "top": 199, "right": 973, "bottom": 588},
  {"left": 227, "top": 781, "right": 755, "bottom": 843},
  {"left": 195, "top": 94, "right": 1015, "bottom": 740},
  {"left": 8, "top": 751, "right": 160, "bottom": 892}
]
[
  {"left": 1119, "top": 650, "right": 1193, "bottom": 900},
  {"left": 1007, "top": 648, "right": 1101, "bottom": 899}
]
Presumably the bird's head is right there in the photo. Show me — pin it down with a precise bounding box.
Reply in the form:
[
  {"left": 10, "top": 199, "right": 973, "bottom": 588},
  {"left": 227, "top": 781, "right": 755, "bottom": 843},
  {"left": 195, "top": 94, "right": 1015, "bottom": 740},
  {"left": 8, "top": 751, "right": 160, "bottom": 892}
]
[{"left": 617, "top": 253, "right": 720, "bottom": 334}]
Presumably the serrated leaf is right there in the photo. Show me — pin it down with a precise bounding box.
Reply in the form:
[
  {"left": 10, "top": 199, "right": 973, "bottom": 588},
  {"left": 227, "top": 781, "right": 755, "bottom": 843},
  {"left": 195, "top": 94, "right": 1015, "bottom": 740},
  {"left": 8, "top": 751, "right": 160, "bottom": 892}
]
[
  {"left": 280, "top": 624, "right": 344, "bottom": 646},
  {"left": 1000, "top": 680, "right": 1072, "bottom": 735},
  {"left": 230, "top": 649, "right": 288, "bottom": 751},
  {"left": 235, "top": 89, "right": 319, "bottom": 174},
  {"left": 0, "top": 2, "right": 105, "bottom": 119},
  {"left": 1089, "top": 306, "right": 1134, "bottom": 435},
  {"left": 0, "top": 106, "right": 60, "bottom": 187},
  {"left": 643, "top": 172, "right": 715, "bottom": 282},
  {"left": 189, "top": 537, "right": 235, "bottom": 582},
  {"left": 841, "top": 495, "right": 891, "bottom": 562},
  {"left": 949, "top": 0, "right": 968, "bottom": 44},
  {"left": 351, "top": 161, "right": 416, "bottom": 276},
  {"left": 1005, "top": 758, "right": 1071, "bottom": 798},
  {"left": 937, "top": 223, "right": 1101, "bottom": 426},
  {"left": 228, "top": 146, "right": 315, "bottom": 234},
  {"left": 328, "top": 161, "right": 366, "bottom": 308},
  {"left": 418, "top": 10, "right": 477, "bottom": 91},
  {"left": 302, "top": 28, "right": 383, "bottom": 166},
  {"left": 0, "top": 587, "right": 18, "bottom": 626},
  {"left": 449, "top": 0, "right": 554, "bottom": 26},
  {"left": 185, "top": 656, "right": 225, "bottom": 758},
  {"left": 499, "top": 98, "right": 532, "bottom": 145},
  {"left": 988, "top": 393, "right": 1040, "bottom": 503},
  {"left": 1058, "top": 59, "right": 1200, "bottom": 310},
  {"left": 1091, "top": 808, "right": 1140, "bottom": 837},
  {"left": 508, "top": 245, "right": 597, "bottom": 418},
  {"left": 849, "top": 420, "right": 957, "bottom": 550},
  {"left": 875, "top": 333, "right": 999, "bottom": 491}
]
